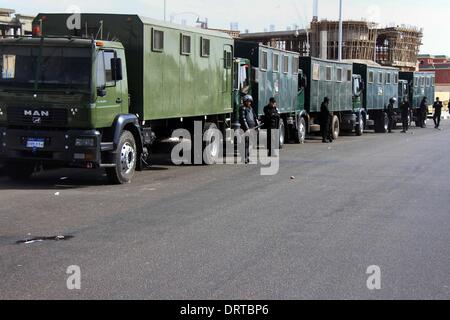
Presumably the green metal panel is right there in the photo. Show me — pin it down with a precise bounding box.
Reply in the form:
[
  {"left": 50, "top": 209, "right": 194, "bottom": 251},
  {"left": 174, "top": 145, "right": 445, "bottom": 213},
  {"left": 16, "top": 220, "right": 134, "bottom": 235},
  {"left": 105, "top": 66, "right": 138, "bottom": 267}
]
[
  {"left": 300, "top": 57, "right": 352, "bottom": 114},
  {"left": 353, "top": 63, "right": 399, "bottom": 111},
  {"left": 235, "top": 41, "right": 300, "bottom": 116}
]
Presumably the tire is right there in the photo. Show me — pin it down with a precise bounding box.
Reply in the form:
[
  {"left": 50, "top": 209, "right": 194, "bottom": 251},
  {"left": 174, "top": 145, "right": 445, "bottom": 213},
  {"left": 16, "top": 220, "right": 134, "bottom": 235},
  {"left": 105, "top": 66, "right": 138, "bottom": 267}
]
[
  {"left": 5, "top": 162, "right": 36, "bottom": 180},
  {"left": 331, "top": 115, "right": 340, "bottom": 140},
  {"left": 106, "top": 130, "right": 137, "bottom": 184},
  {"left": 355, "top": 114, "right": 364, "bottom": 136},
  {"left": 375, "top": 112, "right": 388, "bottom": 133},
  {"left": 278, "top": 118, "right": 285, "bottom": 149},
  {"left": 203, "top": 122, "right": 220, "bottom": 165},
  {"left": 294, "top": 117, "right": 306, "bottom": 144}
]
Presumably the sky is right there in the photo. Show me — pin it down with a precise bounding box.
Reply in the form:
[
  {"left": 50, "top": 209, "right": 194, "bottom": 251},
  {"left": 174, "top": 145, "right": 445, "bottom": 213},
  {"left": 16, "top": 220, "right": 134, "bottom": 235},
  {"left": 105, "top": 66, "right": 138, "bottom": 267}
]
[{"left": 3, "top": 0, "right": 449, "bottom": 55}]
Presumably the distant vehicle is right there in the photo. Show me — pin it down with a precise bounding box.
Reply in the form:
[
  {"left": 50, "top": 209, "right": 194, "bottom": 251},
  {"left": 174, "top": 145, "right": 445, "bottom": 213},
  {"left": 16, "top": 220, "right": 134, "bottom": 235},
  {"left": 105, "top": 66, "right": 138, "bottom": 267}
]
[{"left": 398, "top": 71, "right": 435, "bottom": 125}]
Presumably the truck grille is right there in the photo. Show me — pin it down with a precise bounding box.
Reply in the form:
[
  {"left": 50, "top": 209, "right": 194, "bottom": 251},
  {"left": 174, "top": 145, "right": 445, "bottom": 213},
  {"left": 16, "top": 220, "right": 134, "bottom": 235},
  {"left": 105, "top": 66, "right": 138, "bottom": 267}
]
[{"left": 7, "top": 107, "right": 68, "bottom": 126}]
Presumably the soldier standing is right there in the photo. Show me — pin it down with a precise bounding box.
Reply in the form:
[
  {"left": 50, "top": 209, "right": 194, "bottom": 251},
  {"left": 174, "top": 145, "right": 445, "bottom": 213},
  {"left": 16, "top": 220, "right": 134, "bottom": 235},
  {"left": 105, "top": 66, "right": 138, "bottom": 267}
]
[
  {"left": 400, "top": 96, "right": 411, "bottom": 133},
  {"left": 387, "top": 98, "right": 396, "bottom": 133},
  {"left": 320, "top": 97, "right": 332, "bottom": 143},
  {"left": 433, "top": 97, "right": 443, "bottom": 130},
  {"left": 263, "top": 97, "right": 281, "bottom": 156}
]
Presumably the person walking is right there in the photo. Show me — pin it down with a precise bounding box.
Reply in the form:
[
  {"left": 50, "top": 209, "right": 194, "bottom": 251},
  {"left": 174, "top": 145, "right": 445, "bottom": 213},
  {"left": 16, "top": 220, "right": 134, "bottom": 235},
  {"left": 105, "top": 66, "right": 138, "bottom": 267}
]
[
  {"left": 419, "top": 97, "right": 428, "bottom": 128},
  {"left": 320, "top": 97, "right": 332, "bottom": 143},
  {"left": 239, "top": 95, "right": 259, "bottom": 163},
  {"left": 263, "top": 97, "right": 281, "bottom": 156},
  {"left": 387, "top": 97, "right": 396, "bottom": 133},
  {"left": 400, "top": 96, "right": 411, "bottom": 133},
  {"left": 433, "top": 97, "right": 443, "bottom": 129}
]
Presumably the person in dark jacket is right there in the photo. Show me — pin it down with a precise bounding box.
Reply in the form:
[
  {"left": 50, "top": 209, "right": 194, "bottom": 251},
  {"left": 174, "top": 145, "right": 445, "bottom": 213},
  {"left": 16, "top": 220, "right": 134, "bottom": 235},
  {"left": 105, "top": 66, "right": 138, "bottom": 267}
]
[
  {"left": 239, "top": 95, "right": 259, "bottom": 163},
  {"left": 433, "top": 97, "right": 443, "bottom": 129},
  {"left": 400, "top": 96, "right": 411, "bottom": 133},
  {"left": 320, "top": 97, "right": 332, "bottom": 143},
  {"left": 419, "top": 97, "right": 428, "bottom": 128},
  {"left": 263, "top": 97, "right": 280, "bottom": 156},
  {"left": 386, "top": 97, "right": 396, "bottom": 133}
]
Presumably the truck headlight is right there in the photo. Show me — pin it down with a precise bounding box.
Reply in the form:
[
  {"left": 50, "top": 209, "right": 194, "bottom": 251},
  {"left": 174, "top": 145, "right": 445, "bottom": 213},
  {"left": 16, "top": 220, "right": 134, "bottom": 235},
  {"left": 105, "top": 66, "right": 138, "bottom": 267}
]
[{"left": 75, "top": 138, "right": 95, "bottom": 147}]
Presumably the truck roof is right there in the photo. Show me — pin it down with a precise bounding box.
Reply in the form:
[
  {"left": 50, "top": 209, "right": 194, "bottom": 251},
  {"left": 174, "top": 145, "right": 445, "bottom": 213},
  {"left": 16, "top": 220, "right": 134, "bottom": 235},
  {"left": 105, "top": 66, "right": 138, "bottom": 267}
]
[
  {"left": 34, "top": 13, "right": 233, "bottom": 41},
  {"left": 0, "top": 37, "right": 94, "bottom": 47}
]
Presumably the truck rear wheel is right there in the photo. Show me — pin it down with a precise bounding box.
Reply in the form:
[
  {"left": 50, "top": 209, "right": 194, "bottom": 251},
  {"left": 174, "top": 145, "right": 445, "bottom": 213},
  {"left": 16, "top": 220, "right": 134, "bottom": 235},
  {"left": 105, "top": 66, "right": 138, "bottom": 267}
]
[
  {"left": 203, "top": 122, "right": 220, "bottom": 165},
  {"left": 5, "top": 162, "right": 36, "bottom": 180},
  {"left": 279, "top": 118, "right": 285, "bottom": 149},
  {"left": 375, "top": 112, "right": 388, "bottom": 133},
  {"left": 106, "top": 130, "right": 137, "bottom": 184},
  {"left": 355, "top": 115, "right": 364, "bottom": 136},
  {"left": 294, "top": 117, "right": 306, "bottom": 144},
  {"left": 331, "top": 115, "right": 340, "bottom": 140}
]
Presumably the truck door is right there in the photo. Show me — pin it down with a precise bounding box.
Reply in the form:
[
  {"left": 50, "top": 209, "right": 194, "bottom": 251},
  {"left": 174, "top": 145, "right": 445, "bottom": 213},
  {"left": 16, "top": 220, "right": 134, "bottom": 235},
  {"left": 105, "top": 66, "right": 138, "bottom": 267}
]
[{"left": 95, "top": 49, "right": 124, "bottom": 127}]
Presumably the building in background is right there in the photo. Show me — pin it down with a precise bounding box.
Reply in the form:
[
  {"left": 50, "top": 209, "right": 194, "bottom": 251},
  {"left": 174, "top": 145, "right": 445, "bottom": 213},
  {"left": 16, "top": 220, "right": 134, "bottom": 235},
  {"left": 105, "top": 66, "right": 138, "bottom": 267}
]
[
  {"left": 0, "top": 8, "right": 34, "bottom": 37},
  {"left": 419, "top": 54, "right": 450, "bottom": 105},
  {"left": 239, "top": 19, "right": 423, "bottom": 72}
]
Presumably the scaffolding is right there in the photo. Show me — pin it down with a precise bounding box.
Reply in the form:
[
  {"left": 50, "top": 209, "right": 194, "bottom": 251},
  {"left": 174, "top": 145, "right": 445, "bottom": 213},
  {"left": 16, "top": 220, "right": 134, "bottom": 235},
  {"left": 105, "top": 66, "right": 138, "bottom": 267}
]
[
  {"left": 309, "top": 20, "right": 378, "bottom": 61},
  {"left": 376, "top": 26, "right": 423, "bottom": 71},
  {"left": 239, "top": 19, "right": 423, "bottom": 71}
]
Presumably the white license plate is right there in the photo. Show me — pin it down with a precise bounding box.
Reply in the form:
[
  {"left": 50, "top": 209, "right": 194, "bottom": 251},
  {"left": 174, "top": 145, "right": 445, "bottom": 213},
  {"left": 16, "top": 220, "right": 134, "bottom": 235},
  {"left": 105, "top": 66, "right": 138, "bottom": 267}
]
[{"left": 26, "top": 138, "right": 45, "bottom": 149}]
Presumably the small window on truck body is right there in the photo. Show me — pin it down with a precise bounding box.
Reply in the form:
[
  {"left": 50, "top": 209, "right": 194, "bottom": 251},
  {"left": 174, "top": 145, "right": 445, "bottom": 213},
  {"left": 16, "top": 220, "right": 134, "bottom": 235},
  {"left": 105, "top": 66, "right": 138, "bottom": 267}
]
[
  {"left": 426, "top": 77, "right": 431, "bottom": 87},
  {"left": 386, "top": 73, "right": 391, "bottom": 84},
  {"left": 336, "top": 68, "right": 342, "bottom": 82},
  {"left": 273, "top": 53, "right": 279, "bottom": 72},
  {"left": 283, "top": 56, "right": 289, "bottom": 74},
  {"left": 312, "top": 63, "right": 320, "bottom": 81},
  {"left": 152, "top": 29, "right": 164, "bottom": 52},
  {"left": 201, "top": 38, "right": 210, "bottom": 57},
  {"left": 368, "top": 71, "right": 374, "bottom": 83},
  {"left": 325, "top": 66, "right": 332, "bottom": 81},
  {"left": 293, "top": 57, "right": 299, "bottom": 75},
  {"left": 394, "top": 74, "right": 398, "bottom": 84},
  {"left": 347, "top": 69, "right": 352, "bottom": 82},
  {"left": 181, "top": 34, "right": 191, "bottom": 55},
  {"left": 420, "top": 77, "right": 425, "bottom": 87},
  {"left": 378, "top": 72, "right": 383, "bottom": 84},
  {"left": 261, "top": 51, "right": 268, "bottom": 71}
]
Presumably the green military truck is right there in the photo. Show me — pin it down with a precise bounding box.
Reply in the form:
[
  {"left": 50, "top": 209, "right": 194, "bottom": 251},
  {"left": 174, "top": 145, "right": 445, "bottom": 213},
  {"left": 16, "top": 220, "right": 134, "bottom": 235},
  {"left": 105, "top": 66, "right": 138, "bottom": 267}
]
[
  {"left": 299, "top": 57, "right": 365, "bottom": 138},
  {"left": 398, "top": 71, "right": 435, "bottom": 126},
  {"left": 234, "top": 41, "right": 306, "bottom": 145},
  {"left": 0, "top": 13, "right": 235, "bottom": 183},
  {"left": 352, "top": 62, "right": 399, "bottom": 133}
]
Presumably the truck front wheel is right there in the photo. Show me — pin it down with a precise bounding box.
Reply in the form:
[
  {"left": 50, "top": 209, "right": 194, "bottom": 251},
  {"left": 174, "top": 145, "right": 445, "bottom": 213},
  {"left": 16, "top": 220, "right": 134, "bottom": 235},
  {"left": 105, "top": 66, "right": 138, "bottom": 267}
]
[
  {"left": 107, "top": 130, "right": 137, "bottom": 184},
  {"left": 331, "top": 115, "right": 340, "bottom": 140}
]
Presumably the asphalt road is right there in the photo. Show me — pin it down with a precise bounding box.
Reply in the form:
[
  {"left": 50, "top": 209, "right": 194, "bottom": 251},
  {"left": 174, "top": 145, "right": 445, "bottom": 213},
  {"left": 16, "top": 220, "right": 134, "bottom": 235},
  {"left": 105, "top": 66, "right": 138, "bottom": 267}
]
[{"left": 1, "top": 123, "right": 449, "bottom": 300}]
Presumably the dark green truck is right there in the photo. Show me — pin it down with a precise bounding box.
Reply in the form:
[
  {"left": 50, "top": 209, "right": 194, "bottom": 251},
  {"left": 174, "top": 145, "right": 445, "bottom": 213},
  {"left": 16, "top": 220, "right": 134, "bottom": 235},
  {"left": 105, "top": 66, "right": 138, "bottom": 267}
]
[{"left": 0, "top": 13, "right": 235, "bottom": 183}]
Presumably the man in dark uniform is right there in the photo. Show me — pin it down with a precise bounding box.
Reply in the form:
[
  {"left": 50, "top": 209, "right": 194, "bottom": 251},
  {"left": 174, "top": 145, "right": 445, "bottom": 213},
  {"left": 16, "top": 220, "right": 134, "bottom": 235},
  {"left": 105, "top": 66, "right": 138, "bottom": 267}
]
[
  {"left": 386, "top": 97, "right": 396, "bottom": 133},
  {"left": 400, "top": 96, "right": 411, "bottom": 133},
  {"left": 419, "top": 97, "right": 428, "bottom": 128},
  {"left": 433, "top": 97, "right": 443, "bottom": 129},
  {"left": 263, "top": 97, "right": 280, "bottom": 156},
  {"left": 320, "top": 97, "right": 332, "bottom": 143},
  {"left": 239, "top": 95, "right": 259, "bottom": 163}
]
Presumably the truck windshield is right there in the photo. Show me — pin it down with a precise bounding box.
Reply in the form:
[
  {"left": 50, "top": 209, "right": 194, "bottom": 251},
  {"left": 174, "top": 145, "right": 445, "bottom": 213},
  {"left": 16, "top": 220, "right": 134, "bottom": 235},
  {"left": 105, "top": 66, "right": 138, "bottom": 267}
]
[{"left": 0, "top": 45, "right": 91, "bottom": 91}]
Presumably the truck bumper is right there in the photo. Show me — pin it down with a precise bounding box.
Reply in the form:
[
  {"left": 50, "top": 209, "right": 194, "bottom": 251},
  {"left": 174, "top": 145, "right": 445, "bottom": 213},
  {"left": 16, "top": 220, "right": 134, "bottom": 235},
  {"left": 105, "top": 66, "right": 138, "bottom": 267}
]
[{"left": 0, "top": 127, "right": 103, "bottom": 168}]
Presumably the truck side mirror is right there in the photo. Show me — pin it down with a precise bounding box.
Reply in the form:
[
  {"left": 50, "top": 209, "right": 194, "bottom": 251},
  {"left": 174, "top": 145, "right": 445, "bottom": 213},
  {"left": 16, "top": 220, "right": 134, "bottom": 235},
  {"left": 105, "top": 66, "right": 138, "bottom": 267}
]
[{"left": 111, "top": 58, "right": 123, "bottom": 81}]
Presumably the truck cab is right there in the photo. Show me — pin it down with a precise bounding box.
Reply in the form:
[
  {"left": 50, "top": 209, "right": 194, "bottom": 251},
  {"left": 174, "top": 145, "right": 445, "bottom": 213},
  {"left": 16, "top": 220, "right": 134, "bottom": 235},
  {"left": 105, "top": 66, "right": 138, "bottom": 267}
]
[{"left": 0, "top": 36, "right": 137, "bottom": 182}]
